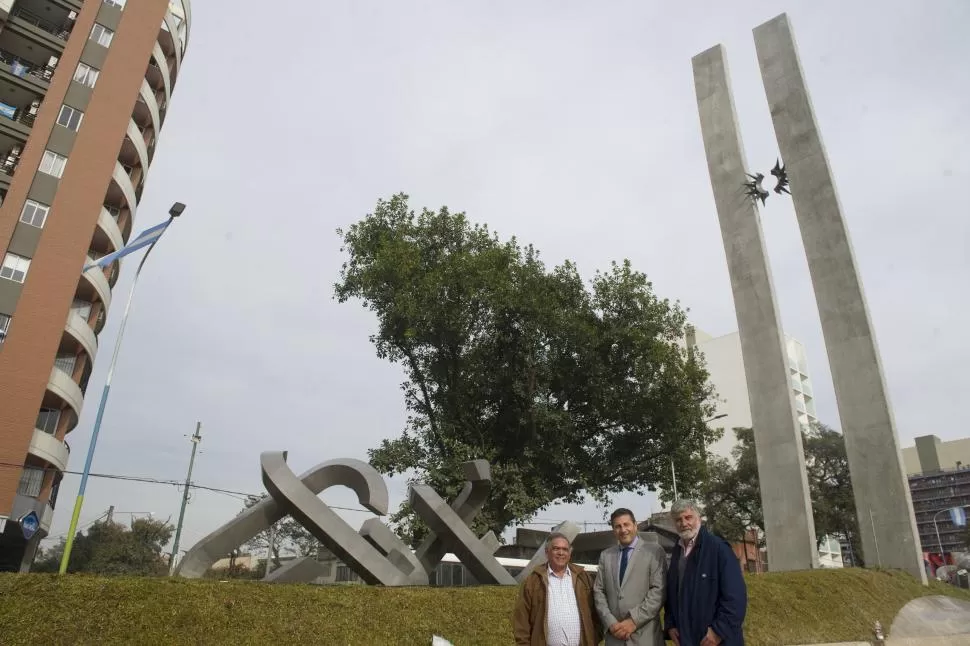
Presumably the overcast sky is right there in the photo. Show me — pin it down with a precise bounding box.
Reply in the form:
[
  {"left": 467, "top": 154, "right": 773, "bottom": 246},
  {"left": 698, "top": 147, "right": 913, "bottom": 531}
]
[{"left": 43, "top": 0, "right": 970, "bottom": 552}]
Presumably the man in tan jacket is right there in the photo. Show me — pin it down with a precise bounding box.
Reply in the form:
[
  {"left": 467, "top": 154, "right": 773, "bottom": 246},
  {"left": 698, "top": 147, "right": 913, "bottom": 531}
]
[{"left": 513, "top": 532, "right": 601, "bottom": 646}]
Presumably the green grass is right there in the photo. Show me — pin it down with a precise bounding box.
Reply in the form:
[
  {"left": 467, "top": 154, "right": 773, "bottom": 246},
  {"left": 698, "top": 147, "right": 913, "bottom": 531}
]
[{"left": 0, "top": 569, "right": 967, "bottom": 645}]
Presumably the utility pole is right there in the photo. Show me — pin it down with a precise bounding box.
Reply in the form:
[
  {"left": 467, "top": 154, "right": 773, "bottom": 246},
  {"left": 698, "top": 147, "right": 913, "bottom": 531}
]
[
  {"left": 106, "top": 505, "right": 114, "bottom": 524},
  {"left": 169, "top": 422, "right": 201, "bottom": 575}
]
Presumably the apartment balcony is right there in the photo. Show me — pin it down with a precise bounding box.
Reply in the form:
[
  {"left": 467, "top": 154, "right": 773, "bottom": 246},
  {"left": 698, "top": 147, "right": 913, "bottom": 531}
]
[
  {"left": 122, "top": 119, "right": 149, "bottom": 173},
  {"left": 107, "top": 160, "right": 138, "bottom": 214},
  {"left": 62, "top": 309, "right": 97, "bottom": 364},
  {"left": 159, "top": 13, "right": 182, "bottom": 81},
  {"left": 77, "top": 259, "right": 112, "bottom": 313},
  {"left": 27, "top": 427, "right": 70, "bottom": 472},
  {"left": 93, "top": 206, "right": 124, "bottom": 255},
  {"left": 133, "top": 81, "right": 161, "bottom": 135},
  {"left": 46, "top": 366, "right": 83, "bottom": 429},
  {"left": 0, "top": 142, "right": 22, "bottom": 192},
  {"left": 145, "top": 50, "right": 170, "bottom": 107},
  {"left": 0, "top": 99, "right": 39, "bottom": 140},
  {"left": 9, "top": 6, "right": 75, "bottom": 47},
  {"left": 0, "top": 46, "right": 54, "bottom": 90}
]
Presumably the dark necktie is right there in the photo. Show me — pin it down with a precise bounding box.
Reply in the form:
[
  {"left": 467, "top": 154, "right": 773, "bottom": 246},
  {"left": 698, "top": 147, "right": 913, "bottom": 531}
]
[{"left": 619, "top": 546, "right": 631, "bottom": 584}]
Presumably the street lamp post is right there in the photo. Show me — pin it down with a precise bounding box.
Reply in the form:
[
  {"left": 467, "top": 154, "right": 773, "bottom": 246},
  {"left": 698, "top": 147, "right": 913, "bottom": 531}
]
[
  {"left": 933, "top": 508, "right": 950, "bottom": 567},
  {"left": 670, "top": 413, "right": 727, "bottom": 501},
  {"left": 59, "top": 202, "right": 185, "bottom": 574}
]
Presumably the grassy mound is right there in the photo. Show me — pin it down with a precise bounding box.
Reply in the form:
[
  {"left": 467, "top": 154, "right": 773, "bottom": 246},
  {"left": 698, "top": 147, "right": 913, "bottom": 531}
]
[{"left": 1, "top": 569, "right": 967, "bottom": 645}]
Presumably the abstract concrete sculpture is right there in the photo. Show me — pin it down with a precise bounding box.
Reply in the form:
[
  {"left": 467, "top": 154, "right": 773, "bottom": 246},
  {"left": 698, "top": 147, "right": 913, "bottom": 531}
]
[
  {"left": 175, "top": 452, "right": 520, "bottom": 585},
  {"left": 693, "top": 13, "right": 926, "bottom": 581}
]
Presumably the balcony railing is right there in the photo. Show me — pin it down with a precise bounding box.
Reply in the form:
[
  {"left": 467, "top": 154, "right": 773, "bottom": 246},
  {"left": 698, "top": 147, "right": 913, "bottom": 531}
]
[
  {"left": 10, "top": 7, "right": 75, "bottom": 41},
  {"left": 0, "top": 48, "right": 55, "bottom": 84},
  {"left": 0, "top": 103, "right": 39, "bottom": 128},
  {"left": 0, "top": 149, "right": 22, "bottom": 176}
]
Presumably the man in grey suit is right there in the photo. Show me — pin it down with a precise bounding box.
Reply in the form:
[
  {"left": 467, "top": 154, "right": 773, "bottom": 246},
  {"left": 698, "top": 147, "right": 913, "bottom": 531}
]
[{"left": 593, "top": 508, "right": 667, "bottom": 645}]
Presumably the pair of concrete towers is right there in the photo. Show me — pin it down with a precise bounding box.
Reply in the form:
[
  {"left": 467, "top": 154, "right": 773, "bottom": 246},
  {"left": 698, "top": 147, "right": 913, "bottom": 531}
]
[{"left": 693, "top": 14, "right": 925, "bottom": 583}]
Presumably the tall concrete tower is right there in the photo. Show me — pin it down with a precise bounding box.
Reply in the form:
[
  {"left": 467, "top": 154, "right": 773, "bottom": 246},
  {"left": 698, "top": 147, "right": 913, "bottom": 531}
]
[{"left": 692, "top": 13, "right": 925, "bottom": 582}]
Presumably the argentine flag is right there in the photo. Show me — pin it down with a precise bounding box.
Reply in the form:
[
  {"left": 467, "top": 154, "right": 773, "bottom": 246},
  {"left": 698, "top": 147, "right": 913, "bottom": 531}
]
[{"left": 84, "top": 220, "right": 172, "bottom": 272}]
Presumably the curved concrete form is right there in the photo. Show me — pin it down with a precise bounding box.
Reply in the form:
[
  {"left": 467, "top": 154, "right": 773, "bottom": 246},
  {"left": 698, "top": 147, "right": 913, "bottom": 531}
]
[
  {"left": 178, "top": 454, "right": 532, "bottom": 587},
  {"left": 81, "top": 262, "right": 111, "bottom": 311},
  {"left": 890, "top": 595, "right": 970, "bottom": 639},
  {"left": 175, "top": 455, "right": 391, "bottom": 579},
  {"left": 112, "top": 161, "right": 138, "bottom": 215},
  {"left": 409, "top": 483, "right": 516, "bottom": 585},
  {"left": 46, "top": 367, "right": 82, "bottom": 426},
  {"left": 150, "top": 42, "right": 171, "bottom": 108},
  {"left": 125, "top": 119, "right": 149, "bottom": 176},
  {"left": 359, "top": 517, "right": 429, "bottom": 584},
  {"left": 138, "top": 80, "right": 161, "bottom": 137},
  {"left": 64, "top": 310, "right": 97, "bottom": 363},
  {"left": 415, "top": 459, "right": 490, "bottom": 575},
  {"left": 28, "top": 428, "right": 69, "bottom": 472},
  {"left": 161, "top": 12, "right": 181, "bottom": 78},
  {"left": 97, "top": 207, "right": 124, "bottom": 254},
  {"left": 260, "top": 451, "right": 411, "bottom": 586}
]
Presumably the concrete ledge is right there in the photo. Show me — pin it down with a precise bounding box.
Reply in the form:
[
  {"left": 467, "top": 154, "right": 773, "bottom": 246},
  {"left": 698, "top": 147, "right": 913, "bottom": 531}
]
[{"left": 888, "top": 638, "right": 970, "bottom": 646}]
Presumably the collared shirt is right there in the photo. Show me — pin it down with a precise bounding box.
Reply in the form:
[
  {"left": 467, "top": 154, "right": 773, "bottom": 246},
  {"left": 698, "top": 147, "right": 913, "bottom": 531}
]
[
  {"left": 617, "top": 534, "right": 639, "bottom": 584},
  {"left": 680, "top": 533, "right": 697, "bottom": 559},
  {"left": 546, "top": 566, "right": 582, "bottom": 646}
]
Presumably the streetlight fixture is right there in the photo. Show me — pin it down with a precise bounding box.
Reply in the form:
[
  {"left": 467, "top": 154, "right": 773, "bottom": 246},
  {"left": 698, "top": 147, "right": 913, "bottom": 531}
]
[
  {"left": 671, "top": 413, "right": 729, "bottom": 500},
  {"left": 59, "top": 202, "right": 186, "bottom": 574}
]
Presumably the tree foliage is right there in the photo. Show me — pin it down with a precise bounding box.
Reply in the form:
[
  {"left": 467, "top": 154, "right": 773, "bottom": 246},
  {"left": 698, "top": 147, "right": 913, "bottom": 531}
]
[
  {"left": 699, "top": 423, "right": 864, "bottom": 565},
  {"left": 33, "top": 517, "right": 174, "bottom": 575},
  {"left": 335, "top": 194, "right": 718, "bottom": 543},
  {"left": 240, "top": 495, "right": 318, "bottom": 567},
  {"left": 701, "top": 428, "right": 764, "bottom": 545}
]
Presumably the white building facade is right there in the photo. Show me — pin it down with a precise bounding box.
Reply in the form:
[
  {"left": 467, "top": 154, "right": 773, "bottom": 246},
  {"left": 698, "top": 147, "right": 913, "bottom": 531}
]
[{"left": 686, "top": 327, "right": 842, "bottom": 569}]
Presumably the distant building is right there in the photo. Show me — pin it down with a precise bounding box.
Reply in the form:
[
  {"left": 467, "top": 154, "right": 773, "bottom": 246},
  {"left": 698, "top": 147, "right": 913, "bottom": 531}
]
[
  {"left": 903, "top": 435, "right": 970, "bottom": 558},
  {"left": 685, "top": 327, "right": 818, "bottom": 461}
]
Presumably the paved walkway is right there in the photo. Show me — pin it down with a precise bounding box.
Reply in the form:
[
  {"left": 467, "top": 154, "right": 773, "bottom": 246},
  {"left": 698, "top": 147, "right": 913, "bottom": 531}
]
[{"left": 890, "top": 595, "right": 970, "bottom": 638}]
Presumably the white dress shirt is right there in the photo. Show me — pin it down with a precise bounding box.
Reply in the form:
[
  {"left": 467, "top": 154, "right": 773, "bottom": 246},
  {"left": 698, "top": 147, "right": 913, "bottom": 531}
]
[{"left": 546, "top": 565, "right": 582, "bottom": 646}]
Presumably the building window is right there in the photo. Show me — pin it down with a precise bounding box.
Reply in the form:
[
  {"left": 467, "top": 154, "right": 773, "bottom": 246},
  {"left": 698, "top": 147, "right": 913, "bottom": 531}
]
[
  {"left": 57, "top": 105, "right": 83, "bottom": 131},
  {"left": 103, "top": 0, "right": 126, "bottom": 7},
  {"left": 0, "top": 313, "right": 9, "bottom": 345},
  {"left": 20, "top": 200, "right": 50, "bottom": 228},
  {"left": 54, "top": 354, "right": 76, "bottom": 375},
  {"left": 18, "top": 467, "right": 44, "bottom": 497},
  {"left": 39, "top": 151, "right": 67, "bottom": 178},
  {"left": 36, "top": 408, "right": 61, "bottom": 434},
  {"left": 90, "top": 23, "right": 114, "bottom": 47},
  {"left": 0, "top": 253, "right": 30, "bottom": 283},
  {"left": 73, "top": 62, "right": 99, "bottom": 88}
]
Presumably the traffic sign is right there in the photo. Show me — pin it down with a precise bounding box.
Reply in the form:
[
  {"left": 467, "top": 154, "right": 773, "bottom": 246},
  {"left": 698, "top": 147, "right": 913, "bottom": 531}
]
[{"left": 19, "top": 511, "right": 39, "bottom": 540}]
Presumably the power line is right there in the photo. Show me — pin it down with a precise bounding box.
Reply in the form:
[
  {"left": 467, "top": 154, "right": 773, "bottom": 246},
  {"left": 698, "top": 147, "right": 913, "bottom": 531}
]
[{"left": 0, "top": 462, "right": 373, "bottom": 514}]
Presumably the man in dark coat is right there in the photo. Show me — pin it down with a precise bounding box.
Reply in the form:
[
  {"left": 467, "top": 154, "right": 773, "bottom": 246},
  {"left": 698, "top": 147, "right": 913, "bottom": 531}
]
[{"left": 663, "top": 499, "right": 747, "bottom": 646}]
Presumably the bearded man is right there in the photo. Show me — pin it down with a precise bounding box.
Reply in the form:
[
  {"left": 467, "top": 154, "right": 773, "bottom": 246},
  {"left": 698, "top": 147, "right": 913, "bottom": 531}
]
[{"left": 664, "top": 499, "right": 747, "bottom": 646}]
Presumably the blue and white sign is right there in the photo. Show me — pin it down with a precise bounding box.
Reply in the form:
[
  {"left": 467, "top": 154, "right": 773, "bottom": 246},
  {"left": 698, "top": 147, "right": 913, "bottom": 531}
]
[
  {"left": 950, "top": 506, "right": 968, "bottom": 528},
  {"left": 19, "top": 511, "right": 39, "bottom": 540}
]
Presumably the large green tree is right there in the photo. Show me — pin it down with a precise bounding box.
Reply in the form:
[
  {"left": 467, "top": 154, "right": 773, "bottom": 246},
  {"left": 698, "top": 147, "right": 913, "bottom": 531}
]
[
  {"left": 33, "top": 517, "right": 174, "bottom": 575},
  {"left": 699, "top": 423, "right": 864, "bottom": 565},
  {"left": 335, "top": 194, "right": 717, "bottom": 543}
]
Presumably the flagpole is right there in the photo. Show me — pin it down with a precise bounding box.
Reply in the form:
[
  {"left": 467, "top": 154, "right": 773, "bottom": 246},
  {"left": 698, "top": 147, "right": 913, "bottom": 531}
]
[{"left": 59, "top": 203, "right": 184, "bottom": 574}]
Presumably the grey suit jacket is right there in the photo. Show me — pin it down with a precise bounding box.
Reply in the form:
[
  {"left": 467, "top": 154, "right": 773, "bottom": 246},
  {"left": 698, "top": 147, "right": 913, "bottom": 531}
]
[{"left": 592, "top": 537, "right": 668, "bottom": 646}]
